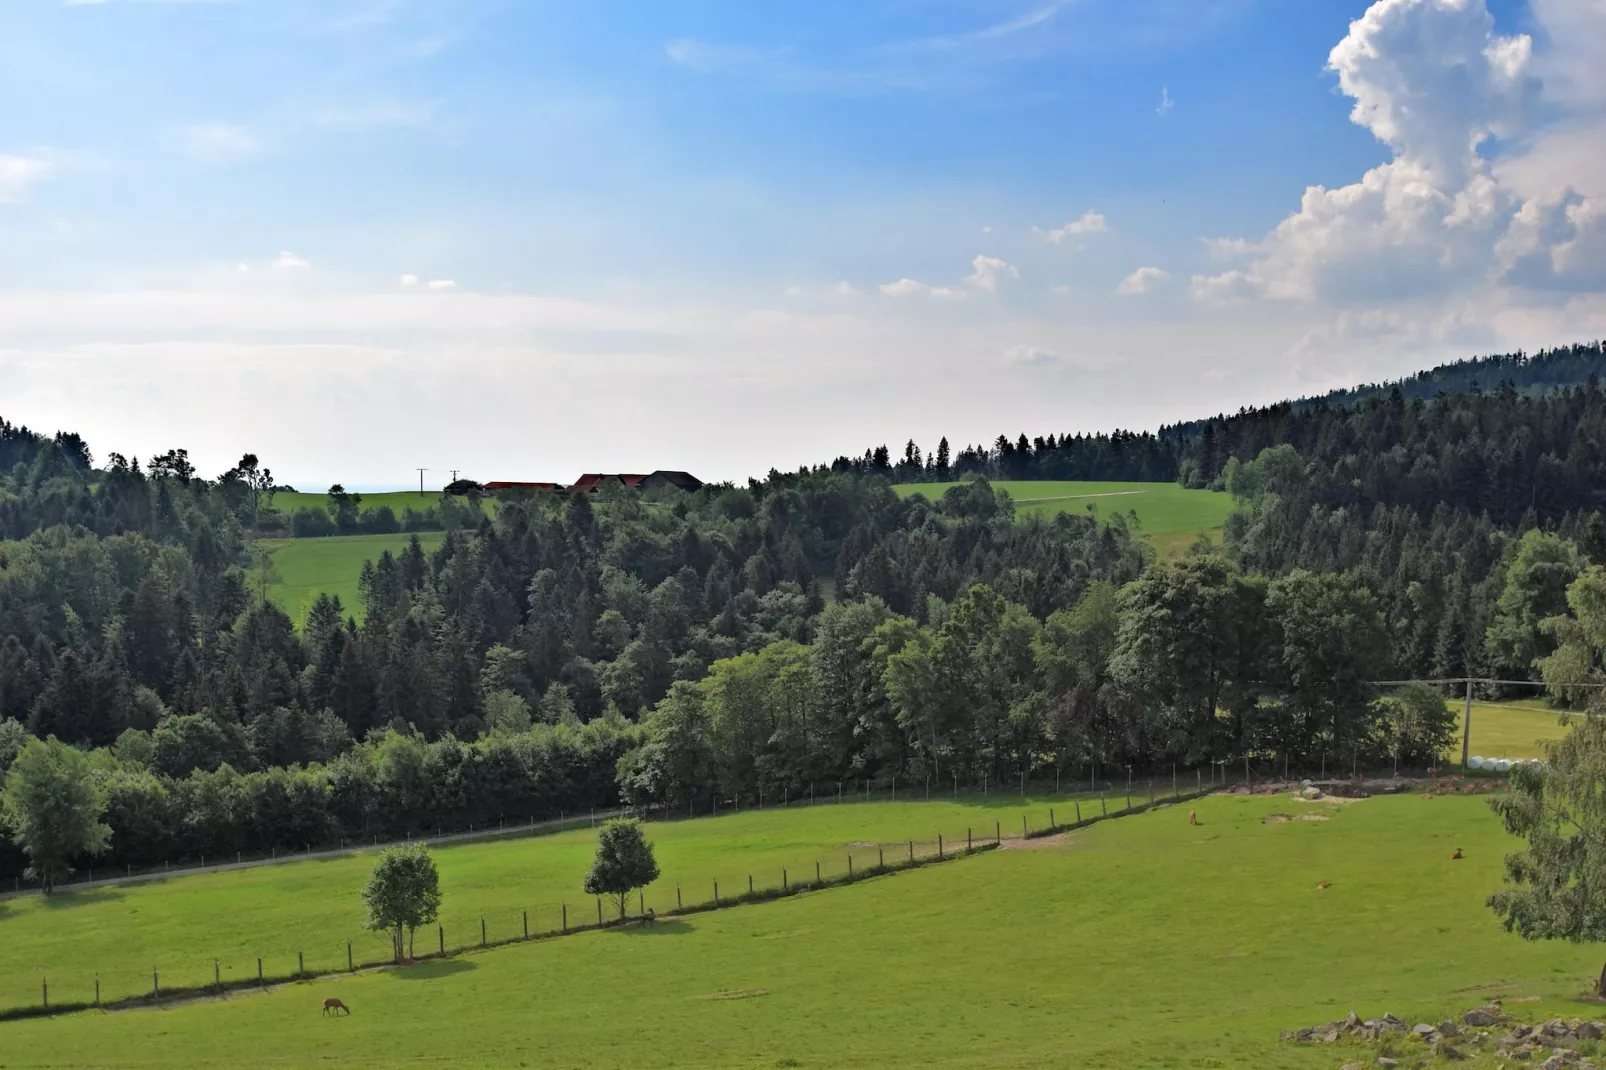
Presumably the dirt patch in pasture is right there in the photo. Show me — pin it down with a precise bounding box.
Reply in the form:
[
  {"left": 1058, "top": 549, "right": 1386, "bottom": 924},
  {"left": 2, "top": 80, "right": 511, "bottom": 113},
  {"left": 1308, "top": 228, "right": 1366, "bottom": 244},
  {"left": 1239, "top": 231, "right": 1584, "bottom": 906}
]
[
  {"left": 846, "top": 841, "right": 876, "bottom": 848},
  {"left": 998, "top": 833, "right": 1074, "bottom": 850},
  {"left": 1293, "top": 794, "right": 1362, "bottom": 806},
  {"left": 696, "top": 988, "right": 769, "bottom": 1001},
  {"left": 1264, "top": 814, "right": 1293, "bottom": 824}
]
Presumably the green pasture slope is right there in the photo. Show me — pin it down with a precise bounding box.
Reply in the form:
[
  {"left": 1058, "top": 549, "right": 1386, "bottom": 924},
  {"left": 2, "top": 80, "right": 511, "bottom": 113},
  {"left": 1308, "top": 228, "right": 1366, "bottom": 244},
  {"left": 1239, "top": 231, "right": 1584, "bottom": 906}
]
[
  {"left": 1454, "top": 700, "right": 1577, "bottom": 760},
  {"left": 259, "top": 532, "right": 445, "bottom": 625},
  {"left": 0, "top": 794, "right": 1107, "bottom": 1017},
  {"left": 269, "top": 490, "right": 490, "bottom": 519},
  {"left": 894, "top": 480, "right": 1235, "bottom": 559},
  {"left": 6, "top": 792, "right": 1601, "bottom": 1069}
]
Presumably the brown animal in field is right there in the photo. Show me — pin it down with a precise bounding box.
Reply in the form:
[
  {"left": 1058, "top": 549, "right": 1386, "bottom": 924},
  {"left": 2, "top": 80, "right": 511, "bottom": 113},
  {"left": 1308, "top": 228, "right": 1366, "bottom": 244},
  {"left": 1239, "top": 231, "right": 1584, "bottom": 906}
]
[
  {"left": 642, "top": 908, "right": 656, "bottom": 925},
  {"left": 322, "top": 998, "right": 350, "bottom": 1017},
  {"left": 1452, "top": 848, "right": 1463, "bottom": 860},
  {"left": 1188, "top": 809, "right": 1198, "bottom": 826},
  {"left": 1316, "top": 881, "right": 1330, "bottom": 890},
  {"left": 1420, "top": 793, "right": 1434, "bottom": 800}
]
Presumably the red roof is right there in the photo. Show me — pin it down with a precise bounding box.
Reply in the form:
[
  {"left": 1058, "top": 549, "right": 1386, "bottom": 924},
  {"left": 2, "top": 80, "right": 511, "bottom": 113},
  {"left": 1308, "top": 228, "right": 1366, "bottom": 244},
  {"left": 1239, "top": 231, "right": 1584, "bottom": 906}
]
[{"left": 485, "top": 481, "right": 562, "bottom": 491}]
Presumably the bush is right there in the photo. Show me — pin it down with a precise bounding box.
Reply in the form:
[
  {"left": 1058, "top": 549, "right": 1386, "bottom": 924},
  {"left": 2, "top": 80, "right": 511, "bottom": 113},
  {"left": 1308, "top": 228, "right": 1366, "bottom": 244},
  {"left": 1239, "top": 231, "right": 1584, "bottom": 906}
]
[{"left": 291, "top": 507, "right": 337, "bottom": 538}]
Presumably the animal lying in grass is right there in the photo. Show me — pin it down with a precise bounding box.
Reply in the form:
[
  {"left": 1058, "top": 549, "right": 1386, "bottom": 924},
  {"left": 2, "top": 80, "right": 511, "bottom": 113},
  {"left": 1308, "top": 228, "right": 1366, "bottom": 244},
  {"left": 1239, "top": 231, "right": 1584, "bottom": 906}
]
[
  {"left": 1188, "top": 809, "right": 1199, "bottom": 826},
  {"left": 322, "top": 998, "right": 349, "bottom": 1017},
  {"left": 1452, "top": 848, "right": 1463, "bottom": 860}
]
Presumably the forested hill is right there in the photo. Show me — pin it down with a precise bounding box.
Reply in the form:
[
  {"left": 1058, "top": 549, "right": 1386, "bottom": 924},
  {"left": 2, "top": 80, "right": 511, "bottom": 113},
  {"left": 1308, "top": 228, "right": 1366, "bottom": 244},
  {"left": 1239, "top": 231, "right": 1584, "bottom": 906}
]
[{"left": 860, "top": 340, "right": 1606, "bottom": 491}]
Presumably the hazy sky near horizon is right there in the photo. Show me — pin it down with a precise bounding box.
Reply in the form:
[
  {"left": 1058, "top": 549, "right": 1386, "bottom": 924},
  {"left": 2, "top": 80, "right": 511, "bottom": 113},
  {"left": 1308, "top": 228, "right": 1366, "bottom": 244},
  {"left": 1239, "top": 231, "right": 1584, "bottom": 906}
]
[{"left": 2, "top": 0, "right": 1604, "bottom": 488}]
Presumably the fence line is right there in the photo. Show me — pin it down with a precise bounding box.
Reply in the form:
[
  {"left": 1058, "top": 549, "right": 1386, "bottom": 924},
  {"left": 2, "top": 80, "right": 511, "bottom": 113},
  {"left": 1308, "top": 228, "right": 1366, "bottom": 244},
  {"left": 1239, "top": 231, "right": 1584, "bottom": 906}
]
[{"left": 0, "top": 779, "right": 1214, "bottom": 1023}]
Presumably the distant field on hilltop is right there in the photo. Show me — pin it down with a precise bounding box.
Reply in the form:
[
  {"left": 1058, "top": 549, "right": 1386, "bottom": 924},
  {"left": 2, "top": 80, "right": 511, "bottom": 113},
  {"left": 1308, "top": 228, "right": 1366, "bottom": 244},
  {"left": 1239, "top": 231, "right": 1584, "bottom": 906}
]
[
  {"left": 261, "top": 532, "right": 445, "bottom": 625},
  {"left": 268, "top": 490, "right": 498, "bottom": 519},
  {"left": 894, "top": 480, "right": 1235, "bottom": 558},
  {"left": 6, "top": 793, "right": 1601, "bottom": 1068}
]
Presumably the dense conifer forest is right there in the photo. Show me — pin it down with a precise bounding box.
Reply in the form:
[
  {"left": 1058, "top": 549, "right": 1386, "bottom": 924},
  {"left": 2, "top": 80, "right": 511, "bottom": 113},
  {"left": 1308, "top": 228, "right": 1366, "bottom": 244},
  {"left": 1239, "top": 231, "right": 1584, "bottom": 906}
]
[{"left": 3, "top": 338, "right": 1605, "bottom": 885}]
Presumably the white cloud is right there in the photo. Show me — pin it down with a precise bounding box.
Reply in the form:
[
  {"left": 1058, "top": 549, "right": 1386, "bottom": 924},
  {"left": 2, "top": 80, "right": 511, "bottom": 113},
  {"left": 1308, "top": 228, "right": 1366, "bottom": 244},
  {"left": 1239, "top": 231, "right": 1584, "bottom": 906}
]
[
  {"left": 963, "top": 254, "right": 1019, "bottom": 293},
  {"left": 833, "top": 281, "right": 858, "bottom": 297},
  {"left": 426, "top": 279, "right": 456, "bottom": 291},
  {"left": 783, "top": 285, "right": 804, "bottom": 297},
  {"left": 1005, "top": 344, "right": 1120, "bottom": 369},
  {"left": 1157, "top": 86, "right": 1174, "bottom": 117},
  {"left": 1034, "top": 211, "right": 1107, "bottom": 245},
  {"left": 0, "top": 156, "right": 51, "bottom": 203},
  {"left": 879, "top": 278, "right": 926, "bottom": 297},
  {"left": 273, "top": 251, "right": 310, "bottom": 270},
  {"left": 182, "top": 122, "right": 262, "bottom": 161},
  {"left": 1117, "top": 266, "right": 1170, "bottom": 296},
  {"left": 1190, "top": 0, "right": 1606, "bottom": 309},
  {"left": 236, "top": 262, "right": 251, "bottom": 273},
  {"left": 400, "top": 274, "right": 419, "bottom": 287}
]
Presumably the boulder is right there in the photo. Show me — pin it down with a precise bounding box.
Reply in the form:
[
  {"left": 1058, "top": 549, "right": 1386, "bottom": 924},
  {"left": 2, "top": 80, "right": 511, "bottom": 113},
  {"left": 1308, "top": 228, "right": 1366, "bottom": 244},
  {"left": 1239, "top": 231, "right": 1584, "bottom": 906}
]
[
  {"left": 1345, "top": 1011, "right": 1361, "bottom": 1031},
  {"left": 1464, "top": 1009, "right": 1500, "bottom": 1027},
  {"left": 1439, "top": 1019, "right": 1460, "bottom": 1037},
  {"left": 1412, "top": 1023, "right": 1437, "bottom": 1039},
  {"left": 1580, "top": 1022, "right": 1604, "bottom": 1040}
]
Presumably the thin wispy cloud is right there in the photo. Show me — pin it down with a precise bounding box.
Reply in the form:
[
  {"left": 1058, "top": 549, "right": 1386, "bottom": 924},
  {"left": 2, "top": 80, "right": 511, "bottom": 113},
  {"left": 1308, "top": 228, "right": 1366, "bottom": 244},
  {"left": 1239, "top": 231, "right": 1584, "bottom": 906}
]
[
  {"left": 890, "top": 0, "right": 1075, "bottom": 53},
  {"left": 1034, "top": 211, "right": 1107, "bottom": 244},
  {"left": 0, "top": 156, "right": 51, "bottom": 203},
  {"left": 1157, "top": 85, "right": 1174, "bottom": 116},
  {"left": 182, "top": 122, "right": 262, "bottom": 161}
]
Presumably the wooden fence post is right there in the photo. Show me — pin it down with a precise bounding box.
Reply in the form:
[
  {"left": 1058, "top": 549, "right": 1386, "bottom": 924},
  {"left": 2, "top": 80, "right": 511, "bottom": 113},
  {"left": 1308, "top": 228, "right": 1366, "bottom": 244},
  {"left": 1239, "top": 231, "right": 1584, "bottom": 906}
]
[
  {"left": 95, "top": 974, "right": 100, "bottom": 1006},
  {"left": 748, "top": 874, "right": 753, "bottom": 895},
  {"left": 348, "top": 942, "right": 353, "bottom": 971},
  {"left": 42, "top": 978, "right": 47, "bottom": 1011},
  {"left": 995, "top": 821, "right": 1000, "bottom": 844},
  {"left": 153, "top": 970, "right": 159, "bottom": 999},
  {"left": 848, "top": 855, "right": 853, "bottom": 877},
  {"left": 878, "top": 846, "right": 884, "bottom": 868},
  {"left": 596, "top": 898, "right": 603, "bottom": 926},
  {"left": 1022, "top": 815, "right": 1027, "bottom": 839},
  {"left": 815, "top": 861, "right": 820, "bottom": 884},
  {"left": 1101, "top": 793, "right": 1107, "bottom": 816},
  {"left": 481, "top": 918, "right": 486, "bottom": 947},
  {"left": 639, "top": 892, "right": 644, "bottom": 916},
  {"left": 713, "top": 880, "right": 719, "bottom": 906},
  {"left": 907, "top": 840, "right": 913, "bottom": 862},
  {"left": 438, "top": 925, "right": 444, "bottom": 954},
  {"left": 1075, "top": 800, "right": 1081, "bottom": 823},
  {"left": 523, "top": 911, "right": 529, "bottom": 939},
  {"left": 938, "top": 833, "right": 944, "bottom": 859},
  {"left": 968, "top": 828, "right": 972, "bottom": 851},
  {"left": 215, "top": 958, "right": 221, "bottom": 988},
  {"left": 562, "top": 904, "right": 567, "bottom": 932},
  {"left": 1050, "top": 808, "right": 1055, "bottom": 829},
  {"left": 676, "top": 884, "right": 681, "bottom": 909},
  {"left": 783, "top": 868, "right": 788, "bottom": 892},
  {"left": 257, "top": 958, "right": 263, "bottom": 985},
  {"left": 298, "top": 949, "right": 304, "bottom": 977}
]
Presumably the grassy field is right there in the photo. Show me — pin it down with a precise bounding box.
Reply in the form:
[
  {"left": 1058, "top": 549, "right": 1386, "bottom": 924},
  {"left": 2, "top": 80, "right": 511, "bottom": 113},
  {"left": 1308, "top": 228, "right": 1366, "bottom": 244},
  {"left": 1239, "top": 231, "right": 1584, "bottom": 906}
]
[
  {"left": 259, "top": 533, "right": 445, "bottom": 625},
  {"left": 893, "top": 480, "right": 1235, "bottom": 559},
  {"left": 0, "top": 793, "right": 1113, "bottom": 1017},
  {"left": 268, "top": 490, "right": 471, "bottom": 518},
  {"left": 4, "top": 791, "right": 1600, "bottom": 1068},
  {"left": 1453, "top": 700, "right": 1578, "bottom": 761}
]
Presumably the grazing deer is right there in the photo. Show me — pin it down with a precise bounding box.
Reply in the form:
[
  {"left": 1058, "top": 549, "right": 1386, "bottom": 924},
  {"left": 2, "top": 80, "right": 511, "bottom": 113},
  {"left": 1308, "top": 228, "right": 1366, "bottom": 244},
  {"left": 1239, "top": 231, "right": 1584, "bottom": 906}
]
[
  {"left": 322, "top": 998, "right": 350, "bottom": 1017},
  {"left": 1188, "top": 809, "right": 1198, "bottom": 826},
  {"left": 642, "top": 908, "right": 657, "bottom": 925}
]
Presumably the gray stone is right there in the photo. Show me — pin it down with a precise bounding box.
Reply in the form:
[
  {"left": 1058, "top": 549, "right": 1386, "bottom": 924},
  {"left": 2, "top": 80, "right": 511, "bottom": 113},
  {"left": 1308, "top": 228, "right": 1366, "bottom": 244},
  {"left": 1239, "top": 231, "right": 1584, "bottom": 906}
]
[
  {"left": 1375, "top": 1059, "right": 1398, "bottom": 1069},
  {"left": 1412, "top": 1022, "right": 1437, "bottom": 1038},
  {"left": 1582, "top": 1022, "right": 1605, "bottom": 1040},
  {"left": 1439, "top": 1019, "right": 1460, "bottom": 1037},
  {"left": 1464, "top": 1009, "right": 1500, "bottom": 1027}
]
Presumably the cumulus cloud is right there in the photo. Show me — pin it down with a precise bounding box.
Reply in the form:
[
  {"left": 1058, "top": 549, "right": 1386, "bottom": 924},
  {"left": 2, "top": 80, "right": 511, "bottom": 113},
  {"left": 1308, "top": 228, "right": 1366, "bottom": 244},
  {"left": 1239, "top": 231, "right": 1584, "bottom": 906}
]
[
  {"left": 1034, "top": 211, "right": 1107, "bottom": 245},
  {"left": 400, "top": 274, "right": 419, "bottom": 287},
  {"left": 273, "top": 251, "right": 310, "bottom": 270},
  {"left": 1190, "top": 0, "right": 1606, "bottom": 308},
  {"left": 879, "top": 255, "right": 1017, "bottom": 299},
  {"left": 963, "top": 254, "right": 1020, "bottom": 293},
  {"left": 0, "top": 155, "right": 51, "bottom": 203},
  {"left": 1005, "top": 344, "right": 1119, "bottom": 369},
  {"left": 833, "top": 281, "right": 859, "bottom": 297},
  {"left": 1117, "top": 266, "right": 1170, "bottom": 295}
]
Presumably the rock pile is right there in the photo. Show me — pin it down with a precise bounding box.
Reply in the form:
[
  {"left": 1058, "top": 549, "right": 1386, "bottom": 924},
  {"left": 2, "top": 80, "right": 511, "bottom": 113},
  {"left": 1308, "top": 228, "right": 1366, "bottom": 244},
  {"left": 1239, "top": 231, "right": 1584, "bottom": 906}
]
[{"left": 1282, "top": 1003, "right": 1606, "bottom": 1069}]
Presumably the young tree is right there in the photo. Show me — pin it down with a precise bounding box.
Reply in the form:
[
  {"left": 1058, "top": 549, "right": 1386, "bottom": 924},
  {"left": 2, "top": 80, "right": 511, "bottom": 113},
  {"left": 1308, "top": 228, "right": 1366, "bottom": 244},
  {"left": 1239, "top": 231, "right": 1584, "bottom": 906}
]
[
  {"left": 584, "top": 818, "right": 660, "bottom": 920},
  {"left": 1, "top": 736, "right": 112, "bottom": 892},
  {"left": 1489, "top": 717, "right": 1606, "bottom": 995},
  {"left": 362, "top": 844, "right": 442, "bottom": 962}
]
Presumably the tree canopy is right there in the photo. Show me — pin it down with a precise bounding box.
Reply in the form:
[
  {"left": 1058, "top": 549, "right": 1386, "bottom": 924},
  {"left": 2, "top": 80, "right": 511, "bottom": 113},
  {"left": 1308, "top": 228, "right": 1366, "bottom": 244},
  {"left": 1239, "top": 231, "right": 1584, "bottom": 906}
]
[
  {"left": 584, "top": 819, "right": 659, "bottom": 919},
  {"left": 361, "top": 844, "right": 442, "bottom": 962}
]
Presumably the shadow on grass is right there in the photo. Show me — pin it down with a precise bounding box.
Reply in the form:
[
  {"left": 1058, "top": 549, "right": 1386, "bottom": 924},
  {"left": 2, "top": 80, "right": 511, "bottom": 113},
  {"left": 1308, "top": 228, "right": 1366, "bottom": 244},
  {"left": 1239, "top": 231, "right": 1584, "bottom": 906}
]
[
  {"left": 391, "top": 959, "right": 476, "bottom": 980},
  {"left": 614, "top": 920, "right": 693, "bottom": 937},
  {"left": 37, "top": 886, "right": 127, "bottom": 910}
]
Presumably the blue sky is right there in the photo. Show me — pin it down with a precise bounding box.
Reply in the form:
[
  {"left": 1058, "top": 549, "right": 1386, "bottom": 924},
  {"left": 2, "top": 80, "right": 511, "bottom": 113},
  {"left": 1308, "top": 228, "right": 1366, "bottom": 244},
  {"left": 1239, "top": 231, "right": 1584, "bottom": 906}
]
[{"left": 1, "top": 0, "right": 1602, "bottom": 487}]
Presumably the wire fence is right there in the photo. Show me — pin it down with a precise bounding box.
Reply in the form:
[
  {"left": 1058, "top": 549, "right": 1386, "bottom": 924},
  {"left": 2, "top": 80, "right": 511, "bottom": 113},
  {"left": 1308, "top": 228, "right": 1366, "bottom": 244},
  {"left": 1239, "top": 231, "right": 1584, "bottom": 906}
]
[{"left": 0, "top": 778, "right": 1217, "bottom": 1022}]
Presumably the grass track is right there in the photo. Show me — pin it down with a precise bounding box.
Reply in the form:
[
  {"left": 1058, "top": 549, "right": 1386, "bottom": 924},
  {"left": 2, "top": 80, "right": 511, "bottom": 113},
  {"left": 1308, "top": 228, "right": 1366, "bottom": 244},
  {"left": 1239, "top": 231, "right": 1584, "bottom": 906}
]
[
  {"left": 259, "top": 533, "right": 446, "bottom": 625},
  {"left": 893, "top": 480, "right": 1233, "bottom": 560},
  {"left": 0, "top": 794, "right": 1111, "bottom": 1016},
  {"left": 4, "top": 792, "right": 1600, "bottom": 1068}
]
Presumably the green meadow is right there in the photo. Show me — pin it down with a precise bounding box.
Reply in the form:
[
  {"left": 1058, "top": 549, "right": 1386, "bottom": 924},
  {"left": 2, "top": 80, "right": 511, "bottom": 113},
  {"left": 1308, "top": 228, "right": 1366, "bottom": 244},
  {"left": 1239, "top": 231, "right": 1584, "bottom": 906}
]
[
  {"left": 4, "top": 791, "right": 1599, "bottom": 1069},
  {"left": 1453, "top": 700, "right": 1578, "bottom": 761},
  {"left": 893, "top": 480, "right": 1235, "bottom": 559},
  {"left": 0, "top": 793, "right": 1112, "bottom": 1018},
  {"left": 268, "top": 490, "right": 472, "bottom": 519},
  {"left": 258, "top": 533, "right": 446, "bottom": 626}
]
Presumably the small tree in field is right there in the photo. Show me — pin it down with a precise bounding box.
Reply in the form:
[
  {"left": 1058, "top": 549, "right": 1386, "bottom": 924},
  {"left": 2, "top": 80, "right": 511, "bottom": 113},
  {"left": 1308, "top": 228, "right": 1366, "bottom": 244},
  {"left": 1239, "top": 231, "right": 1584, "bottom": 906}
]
[
  {"left": 362, "top": 845, "right": 441, "bottom": 962},
  {"left": 1489, "top": 716, "right": 1606, "bottom": 995},
  {"left": 584, "top": 819, "right": 660, "bottom": 920},
  {"left": 2, "top": 737, "right": 111, "bottom": 892}
]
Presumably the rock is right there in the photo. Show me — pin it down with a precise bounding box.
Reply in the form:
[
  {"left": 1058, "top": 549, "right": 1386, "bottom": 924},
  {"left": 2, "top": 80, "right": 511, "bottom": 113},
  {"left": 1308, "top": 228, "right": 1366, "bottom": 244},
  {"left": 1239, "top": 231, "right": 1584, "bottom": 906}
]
[
  {"left": 1412, "top": 1022, "right": 1437, "bottom": 1039},
  {"left": 1375, "top": 1059, "right": 1398, "bottom": 1069},
  {"left": 1465, "top": 1009, "right": 1500, "bottom": 1027},
  {"left": 1342, "top": 1063, "right": 1367, "bottom": 1070},
  {"left": 1546, "top": 1018, "right": 1571, "bottom": 1038},
  {"left": 1439, "top": 1019, "right": 1460, "bottom": 1037},
  {"left": 1540, "top": 1051, "right": 1582, "bottom": 1070},
  {"left": 1436, "top": 1042, "right": 1466, "bottom": 1060},
  {"left": 1320, "top": 1027, "right": 1340, "bottom": 1043},
  {"left": 1581, "top": 1022, "right": 1604, "bottom": 1040},
  {"left": 1345, "top": 1011, "right": 1362, "bottom": 1031}
]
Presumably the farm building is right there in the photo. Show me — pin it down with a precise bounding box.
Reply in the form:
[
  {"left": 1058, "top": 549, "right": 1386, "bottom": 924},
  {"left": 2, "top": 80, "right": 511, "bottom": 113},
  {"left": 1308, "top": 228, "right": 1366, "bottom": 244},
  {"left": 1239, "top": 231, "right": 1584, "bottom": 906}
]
[{"left": 478, "top": 471, "right": 703, "bottom": 495}]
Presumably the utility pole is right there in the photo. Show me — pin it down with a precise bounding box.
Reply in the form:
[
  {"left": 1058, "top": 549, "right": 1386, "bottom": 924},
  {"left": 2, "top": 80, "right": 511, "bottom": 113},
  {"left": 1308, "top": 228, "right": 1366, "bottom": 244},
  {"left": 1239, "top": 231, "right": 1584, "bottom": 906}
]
[
  {"left": 450, "top": 469, "right": 459, "bottom": 482},
  {"left": 417, "top": 468, "right": 426, "bottom": 496},
  {"left": 1461, "top": 677, "right": 1473, "bottom": 772}
]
